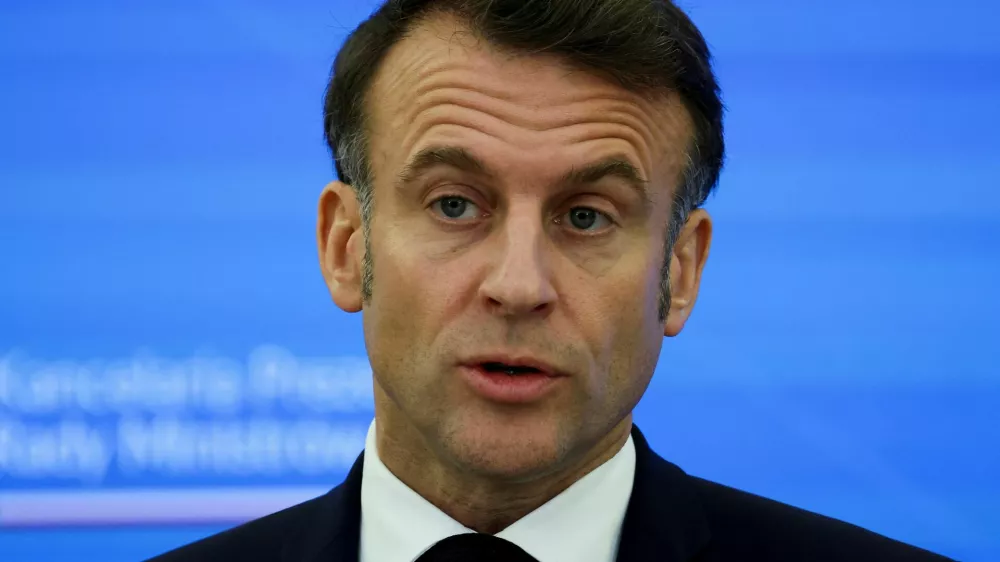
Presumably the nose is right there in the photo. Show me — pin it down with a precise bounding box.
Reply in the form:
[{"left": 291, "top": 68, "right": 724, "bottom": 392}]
[{"left": 478, "top": 212, "right": 557, "bottom": 317}]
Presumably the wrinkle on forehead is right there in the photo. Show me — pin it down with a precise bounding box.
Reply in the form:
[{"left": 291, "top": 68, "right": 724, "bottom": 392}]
[{"left": 367, "top": 14, "right": 693, "bottom": 194}]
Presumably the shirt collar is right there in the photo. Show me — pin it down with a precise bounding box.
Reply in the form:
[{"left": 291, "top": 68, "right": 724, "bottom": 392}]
[{"left": 359, "top": 420, "right": 636, "bottom": 562}]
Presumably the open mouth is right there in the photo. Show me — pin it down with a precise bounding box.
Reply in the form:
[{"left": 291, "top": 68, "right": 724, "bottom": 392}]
[
  {"left": 461, "top": 358, "right": 563, "bottom": 402},
  {"left": 480, "top": 362, "right": 545, "bottom": 376}
]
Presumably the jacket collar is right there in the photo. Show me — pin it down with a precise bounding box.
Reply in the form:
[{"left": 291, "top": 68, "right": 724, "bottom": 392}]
[
  {"left": 282, "top": 450, "right": 364, "bottom": 562},
  {"left": 287, "top": 425, "right": 710, "bottom": 562},
  {"left": 615, "top": 425, "right": 711, "bottom": 562}
]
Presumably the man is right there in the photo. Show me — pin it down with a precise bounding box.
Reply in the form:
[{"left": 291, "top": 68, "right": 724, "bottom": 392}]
[{"left": 150, "top": 0, "right": 953, "bottom": 560}]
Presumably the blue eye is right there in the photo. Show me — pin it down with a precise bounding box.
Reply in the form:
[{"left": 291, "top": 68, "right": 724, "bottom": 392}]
[
  {"left": 564, "top": 207, "right": 611, "bottom": 231},
  {"left": 432, "top": 196, "right": 481, "bottom": 220}
]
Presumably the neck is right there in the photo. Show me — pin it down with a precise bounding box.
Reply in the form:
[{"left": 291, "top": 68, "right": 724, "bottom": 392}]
[{"left": 373, "top": 394, "right": 632, "bottom": 534}]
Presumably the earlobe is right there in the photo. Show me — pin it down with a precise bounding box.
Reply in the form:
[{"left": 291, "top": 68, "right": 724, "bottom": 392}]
[
  {"left": 663, "top": 209, "right": 712, "bottom": 337},
  {"left": 317, "top": 181, "right": 364, "bottom": 313}
]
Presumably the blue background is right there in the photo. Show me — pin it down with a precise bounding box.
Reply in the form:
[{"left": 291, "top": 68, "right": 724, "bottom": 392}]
[{"left": 2, "top": 0, "right": 998, "bottom": 560}]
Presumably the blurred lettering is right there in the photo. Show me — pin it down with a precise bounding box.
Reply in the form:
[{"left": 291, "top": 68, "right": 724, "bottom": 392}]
[{"left": 0, "top": 346, "right": 373, "bottom": 486}]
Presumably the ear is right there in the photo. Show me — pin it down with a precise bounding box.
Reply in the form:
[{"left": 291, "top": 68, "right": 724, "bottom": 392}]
[
  {"left": 664, "top": 208, "right": 712, "bottom": 337},
  {"left": 317, "top": 181, "right": 364, "bottom": 313}
]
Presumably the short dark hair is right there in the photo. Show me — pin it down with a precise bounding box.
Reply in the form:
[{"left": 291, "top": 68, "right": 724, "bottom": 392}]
[{"left": 323, "top": 0, "right": 724, "bottom": 317}]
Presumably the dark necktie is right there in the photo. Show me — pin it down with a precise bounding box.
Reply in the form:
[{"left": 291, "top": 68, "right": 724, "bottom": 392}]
[{"left": 414, "top": 533, "right": 541, "bottom": 562}]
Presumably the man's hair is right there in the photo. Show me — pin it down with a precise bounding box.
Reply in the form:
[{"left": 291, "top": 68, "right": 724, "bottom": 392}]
[{"left": 323, "top": 0, "right": 724, "bottom": 319}]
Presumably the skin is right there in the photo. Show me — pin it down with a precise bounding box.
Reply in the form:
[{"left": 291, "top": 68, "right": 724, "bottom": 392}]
[{"left": 318, "top": 14, "right": 712, "bottom": 534}]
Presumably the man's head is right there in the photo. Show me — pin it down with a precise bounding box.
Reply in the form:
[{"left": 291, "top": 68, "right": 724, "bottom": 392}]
[{"left": 318, "top": 0, "right": 722, "bottom": 483}]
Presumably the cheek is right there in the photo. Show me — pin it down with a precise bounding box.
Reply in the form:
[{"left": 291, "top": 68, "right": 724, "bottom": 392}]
[
  {"left": 608, "top": 242, "right": 664, "bottom": 320},
  {"left": 366, "top": 224, "right": 474, "bottom": 342},
  {"left": 599, "top": 256, "right": 665, "bottom": 368},
  {"left": 567, "top": 272, "right": 654, "bottom": 383},
  {"left": 363, "top": 241, "right": 436, "bottom": 401},
  {"left": 598, "top": 276, "right": 663, "bottom": 410}
]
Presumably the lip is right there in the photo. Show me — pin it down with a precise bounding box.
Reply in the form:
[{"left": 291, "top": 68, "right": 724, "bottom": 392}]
[
  {"left": 462, "top": 354, "right": 563, "bottom": 377},
  {"left": 458, "top": 354, "right": 566, "bottom": 404}
]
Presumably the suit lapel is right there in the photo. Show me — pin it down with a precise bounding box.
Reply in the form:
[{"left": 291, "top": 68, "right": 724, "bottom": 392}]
[
  {"left": 616, "top": 426, "right": 712, "bottom": 562},
  {"left": 282, "top": 451, "right": 365, "bottom": 562}
]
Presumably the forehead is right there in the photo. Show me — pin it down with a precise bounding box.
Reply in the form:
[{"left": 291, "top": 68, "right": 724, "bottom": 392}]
[{"left": 364, "top": 13, "right": 692, "bottom": 190}]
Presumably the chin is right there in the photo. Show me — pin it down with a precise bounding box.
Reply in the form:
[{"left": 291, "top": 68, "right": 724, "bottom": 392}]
[{"left": 438, "top": 414, "right": 572, "bottom": 481}]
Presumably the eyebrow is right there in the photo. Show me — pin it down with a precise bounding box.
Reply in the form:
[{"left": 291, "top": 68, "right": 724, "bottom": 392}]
[
  {"left": 397, "top": 145, "right": 651, "bottom": 203},
  {"left": 559, "top": 158, "right": 651, "bottom": 205},
  {"left": 397, "top": 146, "right": 491, "bottom": 188}
]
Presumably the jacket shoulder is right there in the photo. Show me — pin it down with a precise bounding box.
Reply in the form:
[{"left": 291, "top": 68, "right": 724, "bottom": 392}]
[
  {"left": 144, "top": 493, "right": 328, "bottom": 562},
  {"left": 689, "top": 477, "right": 953, "bottom": 561}
]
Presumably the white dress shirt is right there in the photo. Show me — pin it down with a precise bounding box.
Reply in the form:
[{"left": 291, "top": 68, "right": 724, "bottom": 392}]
[{"left": 359, "top": 420, "right": 636, "bottom": 562}]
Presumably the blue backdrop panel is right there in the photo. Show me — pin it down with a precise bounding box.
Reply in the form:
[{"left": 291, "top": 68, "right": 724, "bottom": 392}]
[{"left": 1, "top": 1, "right": 997, "bottom": 560}]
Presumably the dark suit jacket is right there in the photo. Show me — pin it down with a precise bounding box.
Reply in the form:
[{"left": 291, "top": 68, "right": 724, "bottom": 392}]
[{"left": 148, "top": 426, "right": 953, "bottom": 561}]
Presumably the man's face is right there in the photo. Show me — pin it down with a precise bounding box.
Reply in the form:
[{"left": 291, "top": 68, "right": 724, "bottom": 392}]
[{"left": 321, "top": 15, "right": 710, "bottom": 480}]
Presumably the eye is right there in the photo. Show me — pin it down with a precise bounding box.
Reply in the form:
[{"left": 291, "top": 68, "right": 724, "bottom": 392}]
[
  {"left": 561, "top": 207, "right": 612, "bottom": 232},
  {"left": 430, "top": 196, "right": 482, "bottom": 220}
]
